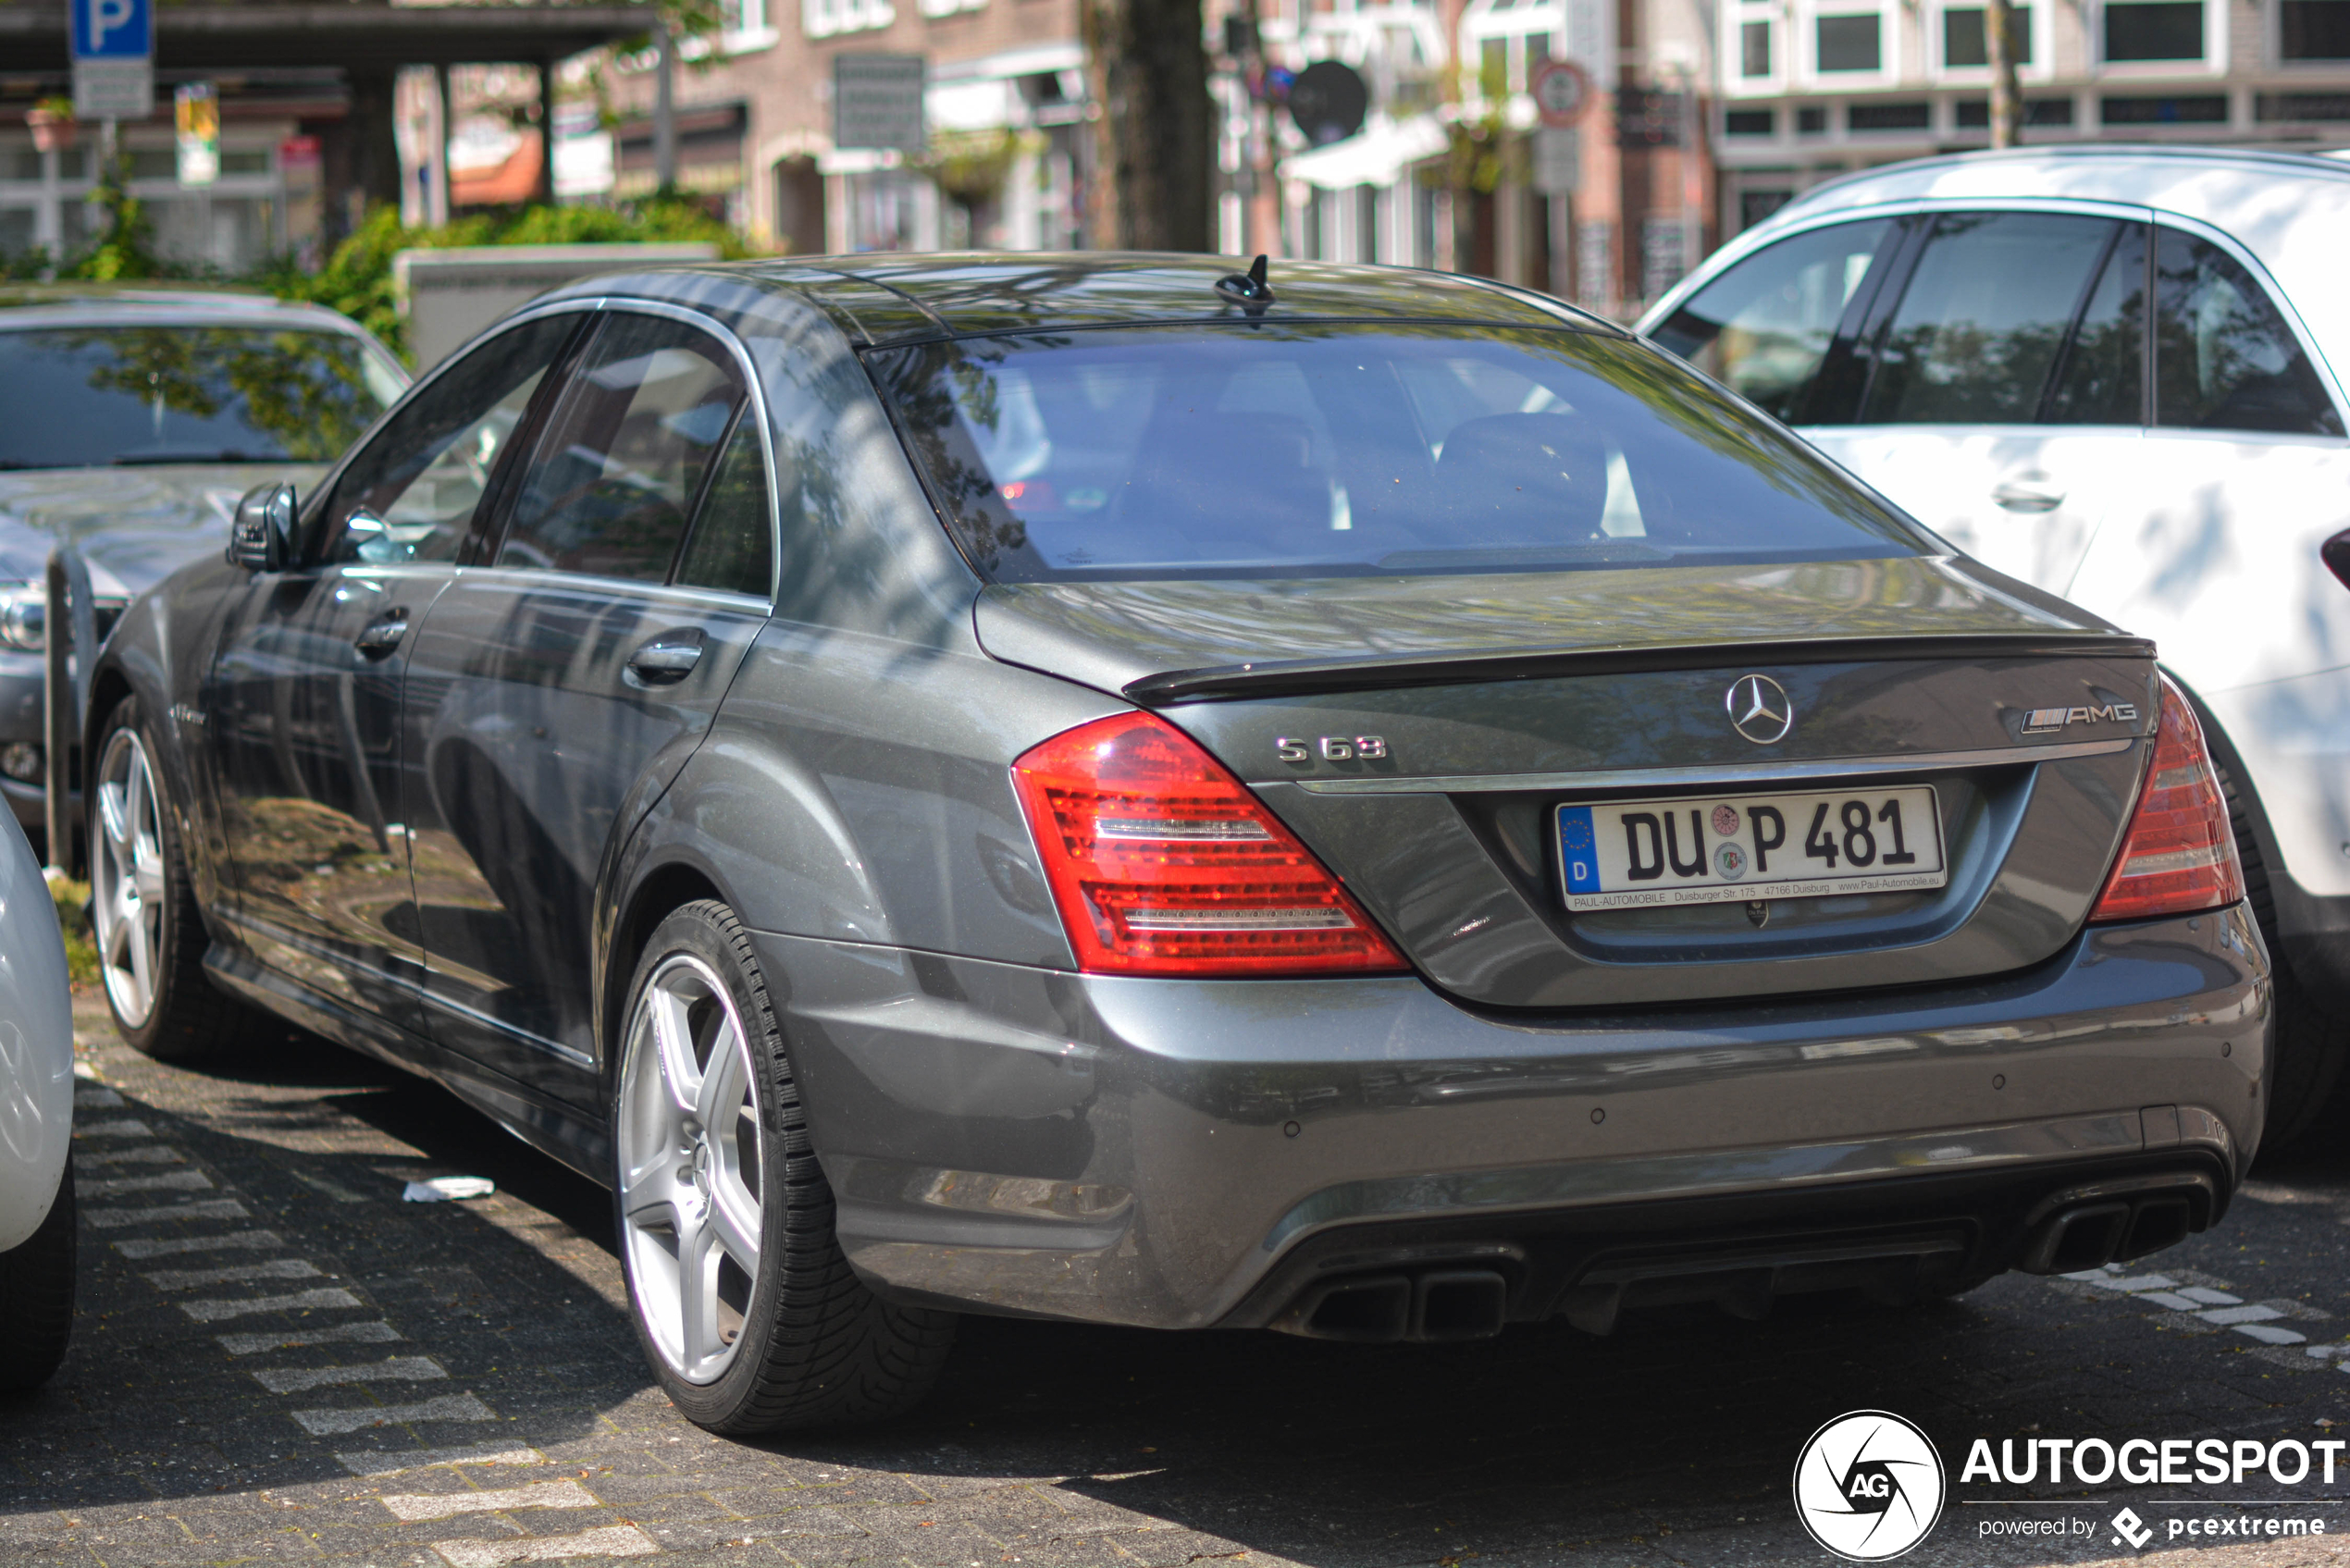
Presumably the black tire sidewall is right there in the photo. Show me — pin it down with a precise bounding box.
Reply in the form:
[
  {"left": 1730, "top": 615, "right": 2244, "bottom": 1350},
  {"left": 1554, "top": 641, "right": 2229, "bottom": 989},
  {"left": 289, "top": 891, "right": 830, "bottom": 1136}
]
[{"left": 611, "top": 902, "right": 798, "bottom": 1427}]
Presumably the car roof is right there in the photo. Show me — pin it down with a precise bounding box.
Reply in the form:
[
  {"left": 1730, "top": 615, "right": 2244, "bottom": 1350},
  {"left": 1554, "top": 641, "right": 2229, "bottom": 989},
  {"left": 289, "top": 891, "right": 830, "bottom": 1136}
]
[
  {"left": 0, "top": 284, "right": 376, "bottom": 335},
  {"left": 543, "top": 253, "right": 1610, "bottom": 347},
  {"left": 1720, "top": 144, "right": 2350, "bottom": 373}
]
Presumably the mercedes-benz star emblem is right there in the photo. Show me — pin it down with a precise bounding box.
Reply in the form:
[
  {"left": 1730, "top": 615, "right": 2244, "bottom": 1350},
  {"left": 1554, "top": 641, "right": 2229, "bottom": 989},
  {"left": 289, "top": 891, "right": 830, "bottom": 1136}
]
[{"left": 1726, "top": 673, "right": 1794, "bottom": 745}]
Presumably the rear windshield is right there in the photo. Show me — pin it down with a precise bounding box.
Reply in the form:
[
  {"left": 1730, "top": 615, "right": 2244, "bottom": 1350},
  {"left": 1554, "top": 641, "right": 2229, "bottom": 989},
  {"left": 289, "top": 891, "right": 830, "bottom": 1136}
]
[
  {"left": 0, "top": 325, "right": 405, "bottom": 469},
  {"left": 871, "top": 324, "right": 1928, "bottom": 582}
]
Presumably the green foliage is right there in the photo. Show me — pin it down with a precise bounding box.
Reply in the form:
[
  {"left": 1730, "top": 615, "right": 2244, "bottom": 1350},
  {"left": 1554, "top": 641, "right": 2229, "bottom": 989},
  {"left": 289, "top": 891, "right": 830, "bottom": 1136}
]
[
  {"left": 258, "top": 196, "right": 761, "bottom": 360},
  {"left": 48, "top": 876, "right": 96, "bottom": 988},
  {"left": 71, "top": 154, "right": 174, "bottom": 282}
]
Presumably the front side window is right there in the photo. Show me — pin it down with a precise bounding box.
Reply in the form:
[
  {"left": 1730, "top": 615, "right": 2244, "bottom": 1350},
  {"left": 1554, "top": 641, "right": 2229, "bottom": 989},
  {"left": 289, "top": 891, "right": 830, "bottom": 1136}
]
[
  {"left": 497, "top": 313, "right": 748, "bottom": 581},
  {"left": 872, "top": 324, "right": 1928, "bottom": 584},
  {"left": 1861, "top": 212, "right": 2121, "bottom": 425},
  {"left": 323, "top": 312, "right": 581, "bottom": 564},
  {"left": 2105, "top": 0, "right": 2204, "bottom": 60},
  {"left": 0, "top": 326, "right": 403, "bottom": 470},
  {"left": 2152, "top": 229, "right": 2341, "bottom": 436},
  {"left": 1650, "top": 218, "right": 1897, "bottom": 422}
]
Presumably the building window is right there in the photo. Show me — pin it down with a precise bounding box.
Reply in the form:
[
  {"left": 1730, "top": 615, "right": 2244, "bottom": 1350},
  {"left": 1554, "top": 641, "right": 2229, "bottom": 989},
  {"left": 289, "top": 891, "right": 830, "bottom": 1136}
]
[
  {"left": 1816, "top": 12, "right": 1883, "bottom": 70},
  {"left": 803, "top": 0, "right": 895, "bottom": 39},
  {"left": 1943, "top": 6, "right": 2034, "bottom": 65},
  {"left": 1797, "top": 105, "right": 1829, "bottom": 131},
  {"left": 1725, "top": 107, "right": 1776, "bottom": 133},
  {"left": 1956, "top": 95, "right": 2074, "bottom": 124},
  {"left": 1741, "top": 19, "right": 1773, "bottom": 76},
  {"left": 2257, "top": 91, "right": 2350, "bottom": 117},
  {"left": 1849, "top": 100, "right": 1930, "bottom": 129},
  {"left": 2282, "top": 0, "right": 2350, "bottom": 58},
  {"left": 2104, "top": 0, "right": 2204, "bottom": 61},
  {"left": 2100, "top": 92, "right": 2227, "bottom": 120}
]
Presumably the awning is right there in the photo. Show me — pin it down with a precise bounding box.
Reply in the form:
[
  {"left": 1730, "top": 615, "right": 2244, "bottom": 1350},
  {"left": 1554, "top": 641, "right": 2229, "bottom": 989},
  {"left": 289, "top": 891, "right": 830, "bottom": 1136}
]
[{"left": 1283, "top": 113, "right": 1448, "bottom": 191}]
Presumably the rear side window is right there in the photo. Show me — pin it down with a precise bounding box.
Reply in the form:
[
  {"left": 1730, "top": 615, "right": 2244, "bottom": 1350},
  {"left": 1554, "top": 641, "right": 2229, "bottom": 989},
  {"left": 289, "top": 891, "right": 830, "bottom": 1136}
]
[
  {"left": 2152, "top": 229, "right": 2341, "bottom": 436},
  {"left": 1860, "top": 211, "right": 2121, "bottom": 425},
  {"left": 2046, "top": 223, "right": 2146, "bottom": 426},
  {"left": 1648, "top": 219, "right": 1895, "bottom": 422},
  {"left": 674, "top": 412, "right": 773, "bottom": 598},
  {"left": 872, "top": 325, "right": 1928, "bottom": 583},
  {"left": 498, "top": 313, "right": 748, "bottom": 581}
]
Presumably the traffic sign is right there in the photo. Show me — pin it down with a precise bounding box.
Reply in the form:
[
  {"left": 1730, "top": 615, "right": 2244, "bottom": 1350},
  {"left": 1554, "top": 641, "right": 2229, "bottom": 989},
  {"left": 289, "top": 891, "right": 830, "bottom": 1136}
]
[
  {"left": 70, "top": 0, "right": 153, "bottom": 120},
  {"left": 1531, "top": 59, "right": 1590, "bottom": 128},
  {"left": 1532, "top": 126, "right": 1580, "bottom": 194}
]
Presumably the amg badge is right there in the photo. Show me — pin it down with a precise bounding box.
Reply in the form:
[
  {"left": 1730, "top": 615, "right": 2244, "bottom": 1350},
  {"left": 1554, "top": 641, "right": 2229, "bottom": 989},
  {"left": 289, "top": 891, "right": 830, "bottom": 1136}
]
[{"left": 2022, "top": 702, "right": 2139, "bottom": 735}]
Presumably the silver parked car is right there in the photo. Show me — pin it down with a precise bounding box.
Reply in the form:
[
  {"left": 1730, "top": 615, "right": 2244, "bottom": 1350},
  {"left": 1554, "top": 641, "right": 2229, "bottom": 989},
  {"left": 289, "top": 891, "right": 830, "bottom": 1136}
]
[
  {"left": 0, "top": 810, "right": 80, "bottom": 1389},
  {"left": 95, "top": 256, "right": 2267, "bottom": 1434},
  {"left": 0, "top": 287, "right": 406, "bottom": 845},
  {"left": 1641, "top": 147, "right": 2350, "bottom": 1147}
]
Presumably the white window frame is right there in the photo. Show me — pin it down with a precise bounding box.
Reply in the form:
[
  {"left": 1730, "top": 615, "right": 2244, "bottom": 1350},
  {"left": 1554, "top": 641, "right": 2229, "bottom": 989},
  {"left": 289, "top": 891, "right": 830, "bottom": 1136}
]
[
  {"left": 1460, "top": 0, "right": 1575, "bottom": 107},
  {"left": 2092, "top": 0, "right": 2228, "bottom": 73},
  {"left": 1802, "top": 0, "right": 1901, "bottom": 89},
  {"left": 1929, "top": 0, "right": 2055, "bottom": 80},
  {"left": 803, "top": 0, "right": 896, "bottom": 41},
  {"left": 1722, "top": 2, "right": 1787, "bottom": 96}
]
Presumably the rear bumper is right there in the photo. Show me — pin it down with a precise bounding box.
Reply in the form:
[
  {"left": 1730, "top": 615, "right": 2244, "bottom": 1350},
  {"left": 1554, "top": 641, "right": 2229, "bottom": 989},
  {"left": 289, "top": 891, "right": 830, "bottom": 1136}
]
[{"left": 759, "top": 902, "right": 2270, "bottom": 1333}]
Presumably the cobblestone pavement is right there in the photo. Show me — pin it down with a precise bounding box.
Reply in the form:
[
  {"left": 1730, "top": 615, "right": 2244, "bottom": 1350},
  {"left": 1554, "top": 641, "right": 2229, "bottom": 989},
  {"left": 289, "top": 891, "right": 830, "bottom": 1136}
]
[{"left": 13, "top": 994, "right": 2350, "bottom": 1567}]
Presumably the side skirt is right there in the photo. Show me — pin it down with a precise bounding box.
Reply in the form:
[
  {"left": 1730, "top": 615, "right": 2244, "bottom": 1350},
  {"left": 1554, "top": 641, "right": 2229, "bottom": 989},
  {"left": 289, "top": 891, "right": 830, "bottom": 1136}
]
[{"left": 201, "top": 942, "right": 614, "bottom": 1187}]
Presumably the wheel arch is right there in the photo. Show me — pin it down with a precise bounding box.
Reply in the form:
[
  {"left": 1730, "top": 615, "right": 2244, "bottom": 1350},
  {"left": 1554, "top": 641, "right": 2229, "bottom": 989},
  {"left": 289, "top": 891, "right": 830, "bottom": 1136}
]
[
  {"left": 2165, "top": 663, "right": 2350, "bottom": 1015},
  {"left": 597, "top": 853, "right": 736, "bottom": 1096}
]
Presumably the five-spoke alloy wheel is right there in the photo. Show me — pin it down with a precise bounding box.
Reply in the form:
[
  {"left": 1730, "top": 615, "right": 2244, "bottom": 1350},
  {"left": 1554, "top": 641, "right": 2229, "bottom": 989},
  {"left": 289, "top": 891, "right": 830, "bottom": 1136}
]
[
  {"left": 612, "top": 901, "right": 954, "bottom": 1433},
  {"left": 91, "top": 698, "right": 247, "bottom": 1061},
  {"left": 92, "top": 724, "right": 167, "bottom": 1030},
  {"left": 617, "top": 951, "right": 767, "bottom": 1385}
]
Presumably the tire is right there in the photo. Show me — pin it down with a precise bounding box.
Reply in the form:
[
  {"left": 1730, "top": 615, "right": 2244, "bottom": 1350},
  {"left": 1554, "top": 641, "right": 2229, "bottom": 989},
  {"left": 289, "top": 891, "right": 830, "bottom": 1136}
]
[
  {"left": 2216, "top": 755, "right": 2350, "bottom": 1154},
  {"left": 91, "top": 698, "right": 250, "bottom": 1063},
  {"left": 612, "top": 900, "right": 955, "bottom": 1434},
  {"left": 0, "top": 1163, "right": 74, "bottom": 1390}
]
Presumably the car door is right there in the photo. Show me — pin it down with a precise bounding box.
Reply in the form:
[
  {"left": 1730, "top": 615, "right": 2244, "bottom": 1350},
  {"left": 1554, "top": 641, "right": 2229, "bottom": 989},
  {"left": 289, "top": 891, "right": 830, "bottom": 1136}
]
[
  {"left": 398, "top": 307, "right": 773, "bottom": 1097},
  {"left": 204, "top": 312, "right": 584, "bottom": 1032},
  {"left": 1800, "top": 210, "right": 2143, "bottom": 596},
  {"left": 2069, "top": 225, "right": 2350, "bottom": 883}
]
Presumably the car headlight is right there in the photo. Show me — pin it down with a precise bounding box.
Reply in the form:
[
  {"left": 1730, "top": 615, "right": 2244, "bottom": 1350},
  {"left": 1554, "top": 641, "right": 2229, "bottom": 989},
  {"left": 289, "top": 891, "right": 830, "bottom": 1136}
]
[{"left": 0, "top": 585, "right": 43, "bottom": 653}]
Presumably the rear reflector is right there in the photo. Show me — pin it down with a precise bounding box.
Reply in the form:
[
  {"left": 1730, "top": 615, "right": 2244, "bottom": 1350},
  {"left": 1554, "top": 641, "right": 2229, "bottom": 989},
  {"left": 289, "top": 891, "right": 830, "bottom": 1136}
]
[
  {"left": 1010, "top": 712, "right": 1409, "bottom": 976},
  {"left": 2089, "top": 677, "right": 2245, "bottom": 923}
]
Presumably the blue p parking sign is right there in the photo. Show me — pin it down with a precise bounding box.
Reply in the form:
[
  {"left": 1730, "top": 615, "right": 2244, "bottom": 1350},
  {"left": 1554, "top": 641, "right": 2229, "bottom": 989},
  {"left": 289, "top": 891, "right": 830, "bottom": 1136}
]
[
  {"left": 70, "top": 0, "right": 154, "bottom": 119},
  {"left": 71, "top": 0, "right": 151, "bottom": 60}
]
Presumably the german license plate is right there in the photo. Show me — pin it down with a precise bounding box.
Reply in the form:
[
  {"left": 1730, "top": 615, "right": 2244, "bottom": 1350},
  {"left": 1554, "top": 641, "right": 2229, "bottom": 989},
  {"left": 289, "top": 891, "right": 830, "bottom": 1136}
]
[{"left": 1556, "top": 785, "right": 1947, "bottom": 912}]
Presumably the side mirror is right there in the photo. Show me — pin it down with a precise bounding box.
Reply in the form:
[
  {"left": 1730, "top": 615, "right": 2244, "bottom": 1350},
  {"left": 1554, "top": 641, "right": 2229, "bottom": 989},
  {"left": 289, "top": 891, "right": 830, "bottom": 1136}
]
[{"left": 227, "top": 482, "right": 297, "bottom": 572}]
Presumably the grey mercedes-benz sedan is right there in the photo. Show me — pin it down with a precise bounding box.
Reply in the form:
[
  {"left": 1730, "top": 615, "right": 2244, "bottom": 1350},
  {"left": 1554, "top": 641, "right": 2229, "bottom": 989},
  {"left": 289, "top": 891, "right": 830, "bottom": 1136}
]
[{"left": 89, "top": 254, "right": 2270, "bottom": 1435}]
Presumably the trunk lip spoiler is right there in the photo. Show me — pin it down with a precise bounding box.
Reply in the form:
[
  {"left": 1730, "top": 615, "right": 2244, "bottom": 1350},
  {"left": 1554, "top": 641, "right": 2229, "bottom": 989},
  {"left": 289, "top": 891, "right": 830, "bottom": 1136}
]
[
  {"left": 1120, "top": 633, "right": 2158, "bottom": 706},
  {"left": 1292, "top": 735, "right": 2137, "bottom": 796}
]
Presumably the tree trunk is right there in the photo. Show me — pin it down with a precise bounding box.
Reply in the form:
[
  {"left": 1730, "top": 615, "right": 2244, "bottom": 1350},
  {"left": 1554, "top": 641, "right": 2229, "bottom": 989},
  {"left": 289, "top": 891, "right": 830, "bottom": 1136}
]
[
  {"left": 1985, "top": 0, "right": 2022, "bottom": 150},
  {"left": 1081, "top": 0, "right": 1213, "bottom": 251}
]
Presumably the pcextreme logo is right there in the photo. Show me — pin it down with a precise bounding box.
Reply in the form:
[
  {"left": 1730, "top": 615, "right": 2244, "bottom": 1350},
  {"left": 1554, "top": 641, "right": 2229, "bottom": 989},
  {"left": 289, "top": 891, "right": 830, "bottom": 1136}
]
[{"left": 1792, "top": 1411, "right": 1948, "bottom": 1562}]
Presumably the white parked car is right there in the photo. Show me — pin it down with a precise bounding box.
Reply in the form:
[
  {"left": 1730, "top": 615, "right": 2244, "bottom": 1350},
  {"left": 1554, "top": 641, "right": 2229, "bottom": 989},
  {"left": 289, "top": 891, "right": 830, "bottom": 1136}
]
[
  {"left": 1640, "top": 146, "right": 2350, "bottom": 1147},
  {"left": 0, "top": 811, "right": 77, "bottom": 1389}
]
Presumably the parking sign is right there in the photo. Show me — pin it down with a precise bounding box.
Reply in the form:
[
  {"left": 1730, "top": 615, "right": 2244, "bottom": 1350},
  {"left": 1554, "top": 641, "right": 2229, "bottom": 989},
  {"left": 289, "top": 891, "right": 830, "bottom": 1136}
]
[{"left": 71, "top": 0, "right": 155, "bottom": 120}]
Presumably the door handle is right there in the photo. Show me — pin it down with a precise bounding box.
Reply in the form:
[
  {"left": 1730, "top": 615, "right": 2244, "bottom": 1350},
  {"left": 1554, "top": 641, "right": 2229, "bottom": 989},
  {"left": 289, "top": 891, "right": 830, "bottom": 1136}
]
[
  {"left": 354, "top": 611, "right": 409, "bottom": 658},
  {"left": 1991, "top": 479, "right": 2065, "bottom": 513},
  {"left": 627, "top": 635, "right": 703, "bottom": 682}
]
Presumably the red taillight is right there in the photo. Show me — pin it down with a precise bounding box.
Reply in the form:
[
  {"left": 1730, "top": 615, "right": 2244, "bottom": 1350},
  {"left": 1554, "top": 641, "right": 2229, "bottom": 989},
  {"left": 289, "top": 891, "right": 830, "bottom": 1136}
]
[
  {"left": 2089, "top": 678, "right": 2245, "bottom": 923},
  {"left": 1010, "top": 712, "right": 1409, "bottom": 976}
]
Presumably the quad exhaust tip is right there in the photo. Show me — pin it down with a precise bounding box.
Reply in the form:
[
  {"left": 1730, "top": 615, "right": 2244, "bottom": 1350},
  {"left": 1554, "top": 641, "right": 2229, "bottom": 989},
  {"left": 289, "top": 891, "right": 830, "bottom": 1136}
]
[{"left": 1280, "top": 1269, "right": 1512, "bottom": 1343}]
